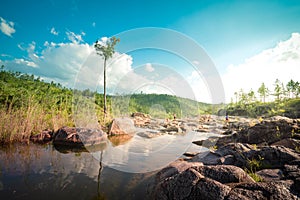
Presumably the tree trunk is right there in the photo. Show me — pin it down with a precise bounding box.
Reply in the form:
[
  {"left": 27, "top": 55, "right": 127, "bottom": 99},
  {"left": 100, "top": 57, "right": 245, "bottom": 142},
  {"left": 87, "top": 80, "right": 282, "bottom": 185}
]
[
  {"left": 97, "top": 151, "right": 103, "bottom": 198},
  {"left": 103, "top": 57, "right": 107, "bottom": 118}
]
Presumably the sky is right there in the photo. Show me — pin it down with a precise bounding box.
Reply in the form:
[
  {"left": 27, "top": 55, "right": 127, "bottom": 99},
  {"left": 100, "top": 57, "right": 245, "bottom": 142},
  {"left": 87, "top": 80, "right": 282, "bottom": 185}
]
[{"left": 1, "top": 0, "right": 300, "bottom": 103}]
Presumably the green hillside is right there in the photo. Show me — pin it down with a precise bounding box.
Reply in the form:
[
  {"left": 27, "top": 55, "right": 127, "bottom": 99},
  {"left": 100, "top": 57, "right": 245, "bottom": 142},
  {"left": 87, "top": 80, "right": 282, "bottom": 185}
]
[
  {"left": 110, "top": 93, "right": 213, "bottom": 119},
  {"left": 0, "top": 68, "right": 213, "bottom": 143}
]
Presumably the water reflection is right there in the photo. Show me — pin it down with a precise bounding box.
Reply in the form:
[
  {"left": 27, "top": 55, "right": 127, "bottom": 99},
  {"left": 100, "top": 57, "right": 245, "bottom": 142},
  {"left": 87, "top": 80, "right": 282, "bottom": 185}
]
[
  {"left": 0, "top": 131, "right": 218, "bottom": 199},
  {"left": 0, "top": 144, "right": 155, "bottom": 200},
  {"left": 92, "top": 130, "right": 217, "bottom": 173}
]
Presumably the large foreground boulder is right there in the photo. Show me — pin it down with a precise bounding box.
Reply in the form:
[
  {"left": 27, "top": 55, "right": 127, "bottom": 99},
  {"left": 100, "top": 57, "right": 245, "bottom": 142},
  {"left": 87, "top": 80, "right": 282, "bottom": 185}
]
[
  {"left": 151, "top": 160, "right": 299, "bottom": 200},
  {"left": 53, "top": 127, "right": 107, "bottom": 147},
  {"left": 151, "top": 161, "right": 254, "bottom": 200}
]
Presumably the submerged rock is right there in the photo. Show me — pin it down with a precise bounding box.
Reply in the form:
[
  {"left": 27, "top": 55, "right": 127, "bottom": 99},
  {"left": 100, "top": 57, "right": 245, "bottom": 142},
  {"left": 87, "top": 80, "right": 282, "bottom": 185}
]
[{"left": 137, "top": 130, "right": 163, "bottom": 138}]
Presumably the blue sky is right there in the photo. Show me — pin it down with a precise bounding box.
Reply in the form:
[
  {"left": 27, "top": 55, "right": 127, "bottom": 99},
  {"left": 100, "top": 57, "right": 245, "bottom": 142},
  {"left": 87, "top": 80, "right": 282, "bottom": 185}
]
[{"left": 1, "top": 0, "right": 300, "bottom": 103}]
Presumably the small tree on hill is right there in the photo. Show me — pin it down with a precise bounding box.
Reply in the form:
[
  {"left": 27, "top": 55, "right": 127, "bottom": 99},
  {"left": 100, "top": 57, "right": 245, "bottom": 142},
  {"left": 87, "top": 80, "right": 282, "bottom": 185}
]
[
  {"left": 287, "top": 79, "right": 300, "bottom": 98},
  {"left": 94, "top": 37, "right": 120, "bottom": 117},
  {"left": 258, "top": 82, "right": 269, "bottom": 103},
  {"left": 273, "top": 79, "right": 283, "bottom": 101}
]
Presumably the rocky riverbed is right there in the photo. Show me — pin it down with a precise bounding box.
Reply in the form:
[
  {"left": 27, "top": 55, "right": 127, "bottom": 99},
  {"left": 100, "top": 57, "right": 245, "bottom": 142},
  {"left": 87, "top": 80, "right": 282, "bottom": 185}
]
[
  {"left": 148, "top": 115, "right": 300, "bottom": 200},
  {"left": 29, "top": 113, "right": 300, "bottom": 199}
]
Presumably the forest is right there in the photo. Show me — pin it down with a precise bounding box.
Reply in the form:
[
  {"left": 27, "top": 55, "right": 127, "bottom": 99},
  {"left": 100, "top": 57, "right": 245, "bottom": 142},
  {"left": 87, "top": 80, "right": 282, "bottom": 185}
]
[
  {"left": 224, "top": 79, "right": 300, "bottom": 118},
  {"left": 0, "top": 66, "right": 299, "bottom": 143}
]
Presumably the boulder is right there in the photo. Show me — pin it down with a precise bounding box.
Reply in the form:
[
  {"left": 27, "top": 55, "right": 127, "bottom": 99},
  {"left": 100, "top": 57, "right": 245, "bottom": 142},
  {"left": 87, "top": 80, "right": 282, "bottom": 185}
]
[
  {"left": 191, "top": 143, "right": 252, "bottom": 167},
  {"left": 226, "top": 182, "right": 298, "bottom": 200},
  {"left": 108, "top": 117, "right": 136, "bottom": 135},
  {"left": 30, "top": 129, "right": 53, "bottom": 143},
  {"left": 192, "top": 165, "right": 255, "bottom": 184},
  {"left": 151, "top": 161, "right": 255, "bottom": 200},
  {"left": 283, "top": 164, "right": 300, "bottom": 194},
  {"left": 271, "top": 138, "right": 300, "bottom": 150},
  {"left": 132, "top": 112, "right": 151, "bottom": 127},
  {"left": 215, "top": 116, "right": 300, "bottom": 145},
  {"left": 192, "top": 137, "right": 219, "bottom": 149},
  {"left": 256, "top": 169, "right": 284, "bottom": 182},
  {"left": 191, "top": 151, "right": 222, "bottom": 165},
  {"left": 53, "top": 126, "right": 107, "bottom": 147},
  {"left": 153, "top": 168, "right": 231, "bottom": 200},
  {"left": 234, "top": 117, "right": 300, "bottom": 144},
  {"left": 155, "top": 160, "right": 203, "bottom": 183},
  {"left": 137, "top": 130, "right": 163, "bottom": 138},
  {"left": 247, "top": 146, "right": 300, "bottom": 168},
  {"left": 193, "top": 143, "right": 300, "bottom": 169},
  {"left": 161, "top": 125, "right": 182, "bottom": 134}
]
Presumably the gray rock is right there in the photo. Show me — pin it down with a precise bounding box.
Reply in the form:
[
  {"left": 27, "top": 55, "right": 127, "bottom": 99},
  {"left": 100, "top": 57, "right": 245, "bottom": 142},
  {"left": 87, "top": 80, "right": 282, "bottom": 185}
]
[
  {"left": 272, "top": 138, "right": 300, "bottom": 150},
  {"left": 236, "top": 117, "right": 300, "bottom": 145},
  {"left": 256, "top": 169, "right": 284, "bottom": 182},
  {"left": 153, "top": 167, "right": 231, "bottom": 200},
  {"left": 192, "top": 165, "right": 255, "bottom": 184},
  {"left": 151, "top": 161, "right": 255, "bottom": 200},
  {"left": 215, "top": 116, "right": 300, "bottom": 145},
  {"left": 53, "top": 127, "right": 107, "bottom": 147},
  {"left": 248, "top": 146, "right": 300, "bottom": 168},
  {"left": 191, "top": 151, "right": 222, "bottom": 165},
  {"left": 283, "top": 164, "right": 300, "bottom": 194},
  {"left": 137, "top": 130, "right": 163, "bottom": 138},
  {"left": 155, "top": 160, "right": 203, "bottom": 183},
  {"left": 227, "top": 182, "right": 298, "bottom": 200}
]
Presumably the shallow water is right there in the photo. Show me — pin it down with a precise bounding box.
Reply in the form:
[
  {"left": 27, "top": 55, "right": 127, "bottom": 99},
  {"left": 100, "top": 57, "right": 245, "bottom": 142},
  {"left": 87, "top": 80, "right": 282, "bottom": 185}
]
[{"left": 0, "top": 131, "right": 218, "bottom": 200}]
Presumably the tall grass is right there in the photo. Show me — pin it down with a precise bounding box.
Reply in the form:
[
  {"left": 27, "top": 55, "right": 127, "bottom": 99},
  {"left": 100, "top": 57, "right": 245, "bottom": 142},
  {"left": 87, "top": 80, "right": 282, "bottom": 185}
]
[
  {"left": 0, "top": 70, "right": 75, "bottom": 144},
  {"left": 0, "top": 99, "right": 73, "bottom": 144}
]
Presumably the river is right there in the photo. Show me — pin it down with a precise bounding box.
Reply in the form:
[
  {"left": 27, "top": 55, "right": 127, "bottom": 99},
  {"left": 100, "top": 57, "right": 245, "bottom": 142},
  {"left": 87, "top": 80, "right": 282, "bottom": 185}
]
[{"left": 0, "top": 131, "right": 217, "bottom": 200}]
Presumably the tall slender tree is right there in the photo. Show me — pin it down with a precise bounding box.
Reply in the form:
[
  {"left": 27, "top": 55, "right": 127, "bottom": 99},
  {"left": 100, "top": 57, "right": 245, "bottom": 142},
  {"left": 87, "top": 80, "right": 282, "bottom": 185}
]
[
  {"left": 274, "top": 79, "right": 283, "bottom": 101},
  {"left": 94, "top": 37, "right": 120, "bottom": 116},
  {"left": 258, "top": 82, "right": 268, "bottom": 103}
]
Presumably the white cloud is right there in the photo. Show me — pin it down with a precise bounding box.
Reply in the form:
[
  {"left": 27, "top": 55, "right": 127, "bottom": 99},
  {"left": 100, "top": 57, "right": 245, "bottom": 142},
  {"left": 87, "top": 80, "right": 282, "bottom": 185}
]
[
  {"left": 50, "top": 27, "right": 59, "bottom": 35},
  {"left": 222, "top": 32, "right": 300, "bottom": 102},
  {"left": 145, "top": 63, "right": 154, "bottom": 72},
  {"left": 14, "top": 58, "right": 37, "bottom": 68},
  {"left": 76, "top": 52, "right": 134, "bottom": 91},
  {"left": 1, "top": 42, "right": 93, "bottom": 87},
  {"left": 1, "top": 39, "right": 135, "bottom": 90},
  {"left": 66, "top": 31, "right": 84, "bottom": 44},
  {"left": 0, "top": 17, "right": 16, "bottom": 37}
]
